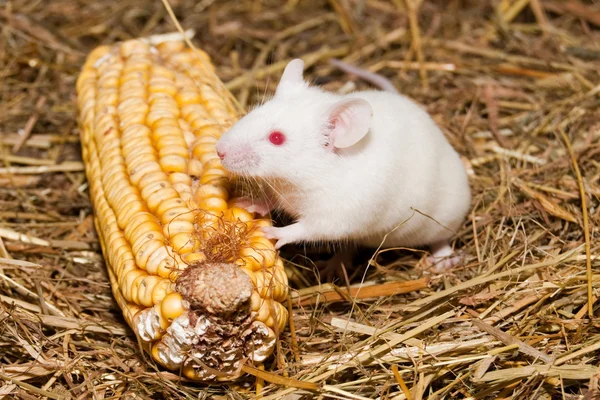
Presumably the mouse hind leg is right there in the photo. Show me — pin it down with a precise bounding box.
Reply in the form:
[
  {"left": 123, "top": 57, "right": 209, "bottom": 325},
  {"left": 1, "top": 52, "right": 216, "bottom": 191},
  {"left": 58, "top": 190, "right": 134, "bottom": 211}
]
[
  {"left": 427, "top": 240, "right": 463, "bottom": 273},
  {"left": 315, "top": 248, "right": 356, "bottom": 284}
]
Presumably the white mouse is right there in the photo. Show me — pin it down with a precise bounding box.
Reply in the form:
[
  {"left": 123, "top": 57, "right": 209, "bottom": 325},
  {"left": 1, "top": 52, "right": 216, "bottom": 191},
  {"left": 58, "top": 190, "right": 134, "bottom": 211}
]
[{"left": 216, "top": 58, "right": 471, "bottom": 271}]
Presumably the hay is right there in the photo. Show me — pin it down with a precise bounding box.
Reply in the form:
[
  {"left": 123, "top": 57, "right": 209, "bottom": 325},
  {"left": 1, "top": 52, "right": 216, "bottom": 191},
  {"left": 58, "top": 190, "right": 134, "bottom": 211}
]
[{"left": 1, "top": 0, "right": 599, "bottom": 398}]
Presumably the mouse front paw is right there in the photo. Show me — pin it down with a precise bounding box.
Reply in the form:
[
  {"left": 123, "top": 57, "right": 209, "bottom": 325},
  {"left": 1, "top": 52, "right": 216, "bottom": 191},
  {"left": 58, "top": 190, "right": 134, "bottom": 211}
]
[
  {"left": 261, "top": 226, "right": 290, "bottom": 249},
  {"left": 261, "top": 222, "right": 307, "bottom": 249},
  {"left": 232, "top": 197, "right": 272, "bottom": 217}
]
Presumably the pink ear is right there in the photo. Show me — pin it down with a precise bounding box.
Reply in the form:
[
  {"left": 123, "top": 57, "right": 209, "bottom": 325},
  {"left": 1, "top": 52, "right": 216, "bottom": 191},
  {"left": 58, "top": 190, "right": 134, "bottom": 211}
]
[{"left": 327, "top": 98, "right": 373, "bottom": 149}]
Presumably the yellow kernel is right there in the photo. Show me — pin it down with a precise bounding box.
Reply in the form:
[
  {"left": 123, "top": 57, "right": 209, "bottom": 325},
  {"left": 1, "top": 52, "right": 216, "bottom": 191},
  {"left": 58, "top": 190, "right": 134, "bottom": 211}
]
[
  {"left": 152, "top": 124, "right": 181, "bottom": 139},
  {"left": 194, "top": 134, "right": 219, "bottom": 145},
  {"left": 118, "top": 200, "right": 147, "bottom": 229},
  {"left": 271, "top": 264, "right": 289, "bottom": 303},
  {"left": 250, "top": 236, "right": 276, "bottom": 251},
  {"left": 176, "top": 90, "right": 202, "bottom": 105},
  {"left": 159, "top": 145, "right": 189, "bottom": 159},
  {"left": 254, "top": 269, "right": 274, "bottom": 299},
  {"left": 204, "top": 165, "right": 227, "bottom": 175},
  {"left": 138, "top": 170, "right": 169, "bottom": 189},
  {"left": 156, "top": 198, "right": 187, "bottom": 218},
  {"left": 122, "top": 269, "right": 146, "bottom": 302},
  {"left": 124, "top": 212, "right": 156, "bottom": 238},
  {"left": 250, "top": 290, "right": 261, "bottom": 312},
  {"left": 129, "top": 220, "right": 162, "bottom": 246},
  {"left": 274, "top": 302, "right": 288, "bottom": 333},
  {"left": 161, "top": 292, "right": 184, "bottom": 320},
  {"left": 120, "top": 112, "right": 147, "bottom": 128},
  {"left": 193, "top": 184, "right": 228, "bottom": 202},
  {"left": 123, "top": 145, "right": 154, "bottom": 163},
  {"left": 172, "top": 183, "right": 192, "bottom": 200},
  {"left": 238, "top": 255, "right": 260, "bottom": 271},
  {"left": 134, "top": 239, "right": 166, "bottom": 270},
  {"left": 239, "top": 242, "right": 277, "bottom": 271},
  {"left": 151, "top": 278, "right": 172, "bottom": 305},
  {"left": 145, "top": 245, "right": 170, "bottom": 275},
  {"left": 163, "top": 219, "right": 193, "bottom": 235},
  {"left": 265, "top": 315, "right": 275, "bottom": 330},
  {"left": 115, "top": 259, "right": 136, "bottom": 284},
  {"left": 169, "top": 172, "right": 192, "bottom": 186},
  {"left": 189, "top": 117, "right": 215, "bottom": 130},
  {"left": 197, "top": 196, "right": 228, "bottom": 212},
  {"left": 154, "top": 303, "right": 170, "bottom": 330},
  {"left": 254, "top": 297, "right": 271, "bottom": 324},
  {"left": 146, "top": 187, "right": 179, "bottom": 212},
  {"left": 181, "top": 251, "right": 207, "bottom": 265},
  {"left": 156, "top": 257, "right": 177, "bottom": 279},
  {"left": 203, "top": 158, "right": 225, "bottom": 171},
  {"left": 147, "top": 109, "right": 176, "bottom": 127},
  {"left": 137, "top": 275, "right": 161, "bottom": 307},
  {"left": 183, "top": 364, "right": 199, "bottom": 380},
  {"left": 181, "top": 103, "right": 207, "bottom": 120},
  {"left": 156, "top": 40, "right": 185, "bottom": 53},
  {"left": 130, "top": 165, "right": 163, "bottom": 186},
  {"left": 159, "top": 155, "right": 187, "bottom": 173},
  {"left": 151, "top": 65, "right": 176, "bottom": 80},
  {"left": 157, "top": 135, "right": 187, "bottom": 149},
  {"left": 110, "top": 238, "right": 131, "bottom": 260},
  {"left": 118, "top": 98, "right": 148, "bottom": 115},
  {"left": 151, "top": 343, "right": 164, "bottom": 365},
  {"left": 140, "top": 179, "right": 169, "bottom": 200},
  {"left": 120, "top": 40, "right": 150, "bottom": 58},
  {"left": 225, "top": 207, "right": 253, "bottom": 224},
  {"left": 170, "top": 232, "right": 199, "bottom": 254},
  {"left": 161, "top": 207, "right": 194, "bottom": 225},
  {"left": 252, "top": 218, "right": 273, "bottom": 231},
  {"left": 151, "top": 117, "right": 178, "bottom": 130},
  {"left": 199, "top": 152, "right": 220, "bottom": 166},
  {"left": 199, "top": 175, "right": 229, "bottom": 188},
  {"left": 149, "top": 81, "right": 177, "bottom": 97},
  {"left": 192, "top": 143, "right": 216, "bottom": 159},
  {"left": 183, "top": 130, "right": 196, "bottom": 147}
]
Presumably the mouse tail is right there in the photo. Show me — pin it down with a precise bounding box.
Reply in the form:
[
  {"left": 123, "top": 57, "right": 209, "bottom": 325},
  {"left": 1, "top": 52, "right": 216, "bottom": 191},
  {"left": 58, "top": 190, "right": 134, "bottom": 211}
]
[{"left": 329, "top": 58, "right": 399, "bottom": 94}]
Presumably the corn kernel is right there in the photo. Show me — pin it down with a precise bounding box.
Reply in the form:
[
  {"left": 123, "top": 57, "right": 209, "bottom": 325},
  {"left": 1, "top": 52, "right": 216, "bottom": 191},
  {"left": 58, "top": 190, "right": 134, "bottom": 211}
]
[{"left": 161, "top": 292, "right": 184, "bottom": 320}]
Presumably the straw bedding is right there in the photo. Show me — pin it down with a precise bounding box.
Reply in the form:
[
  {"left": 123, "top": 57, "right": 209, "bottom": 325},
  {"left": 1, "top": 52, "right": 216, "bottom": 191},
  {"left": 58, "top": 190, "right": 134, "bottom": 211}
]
[{"left": 0, "top": 0, "right": 599, "bottom": 398}]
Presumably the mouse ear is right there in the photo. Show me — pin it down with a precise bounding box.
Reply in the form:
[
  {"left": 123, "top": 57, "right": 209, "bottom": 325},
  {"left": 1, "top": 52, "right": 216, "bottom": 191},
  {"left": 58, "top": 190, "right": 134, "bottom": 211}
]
[
  {"left": 326, "top": 98, "right": 373, "bottom": 149},
  {"left": 280, "top": 59, "right": 304, "bottom": 84},
  {"left": 275, "top": 59, "right": 306, "bottom": 95}
]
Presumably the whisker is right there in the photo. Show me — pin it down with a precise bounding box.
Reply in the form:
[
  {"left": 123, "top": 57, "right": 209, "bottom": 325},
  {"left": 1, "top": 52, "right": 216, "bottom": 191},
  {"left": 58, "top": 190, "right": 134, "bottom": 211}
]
[
  {"left": 260, "top": 178, "right": 292, "bottom": 210},
  {"left": 262, "top": 75, "right": 271, "bottom": 105}
]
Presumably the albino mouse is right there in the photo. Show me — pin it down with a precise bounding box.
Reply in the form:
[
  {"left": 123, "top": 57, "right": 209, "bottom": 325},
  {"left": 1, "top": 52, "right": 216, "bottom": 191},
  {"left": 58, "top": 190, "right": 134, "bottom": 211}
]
[{"left": 216, "top": 58, "right": 471, "bottom": 271}]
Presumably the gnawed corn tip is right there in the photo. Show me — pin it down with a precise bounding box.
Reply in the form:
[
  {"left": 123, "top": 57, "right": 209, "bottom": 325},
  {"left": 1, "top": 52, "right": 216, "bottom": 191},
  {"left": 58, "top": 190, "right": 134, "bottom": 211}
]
[{"left": 77, "top": 38, "right": 288, "bottom": 381}]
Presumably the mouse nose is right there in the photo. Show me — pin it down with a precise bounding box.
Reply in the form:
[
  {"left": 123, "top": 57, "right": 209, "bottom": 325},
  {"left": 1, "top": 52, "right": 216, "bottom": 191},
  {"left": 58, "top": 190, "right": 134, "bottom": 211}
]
[{"left": 217, "top": 151, "right": 226, "bottom": 160}]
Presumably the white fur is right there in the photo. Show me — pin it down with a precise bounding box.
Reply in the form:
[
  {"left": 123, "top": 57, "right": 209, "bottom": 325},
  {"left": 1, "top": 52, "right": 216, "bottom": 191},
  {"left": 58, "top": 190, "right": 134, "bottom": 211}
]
[{"left": 216, "top": 59, "right": 471, "bottom": 252}]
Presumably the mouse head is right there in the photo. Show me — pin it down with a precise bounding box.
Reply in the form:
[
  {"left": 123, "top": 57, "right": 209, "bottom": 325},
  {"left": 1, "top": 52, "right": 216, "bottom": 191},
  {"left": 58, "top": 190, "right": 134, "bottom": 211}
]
[{"left": 215, "top": 59, "right": 373, "bottom": 181}]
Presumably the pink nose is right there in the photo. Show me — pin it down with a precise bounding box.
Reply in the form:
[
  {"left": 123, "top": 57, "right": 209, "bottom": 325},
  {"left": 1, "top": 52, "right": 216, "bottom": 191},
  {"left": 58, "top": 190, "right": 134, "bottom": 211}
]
[{"left": 217, "top": 151, "right": 226, "bottom": 160}]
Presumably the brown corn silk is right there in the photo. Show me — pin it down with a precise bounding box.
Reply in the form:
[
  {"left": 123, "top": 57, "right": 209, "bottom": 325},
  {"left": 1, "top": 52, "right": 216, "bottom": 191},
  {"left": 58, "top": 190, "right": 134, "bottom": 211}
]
[{"left": 76, "top": 38, "right": 288, "bottom": 381}]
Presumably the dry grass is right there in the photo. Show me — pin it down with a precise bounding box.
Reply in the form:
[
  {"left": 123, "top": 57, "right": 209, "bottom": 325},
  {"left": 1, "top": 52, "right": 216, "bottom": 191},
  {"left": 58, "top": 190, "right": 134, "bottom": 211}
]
[{"left": 1, "top": 0, "right": 600, "bottom": 398}]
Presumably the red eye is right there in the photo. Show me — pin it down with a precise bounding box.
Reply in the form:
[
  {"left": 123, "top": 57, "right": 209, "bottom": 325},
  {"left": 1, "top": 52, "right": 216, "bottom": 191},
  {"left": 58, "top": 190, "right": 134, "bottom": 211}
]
[{"left": 268, "top": 131, "right": 286, "bottom": 146}]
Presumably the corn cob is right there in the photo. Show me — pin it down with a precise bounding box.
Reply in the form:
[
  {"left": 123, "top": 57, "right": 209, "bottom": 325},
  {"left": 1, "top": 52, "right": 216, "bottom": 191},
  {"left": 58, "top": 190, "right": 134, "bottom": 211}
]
[{"left": 76, "top": 37, "right": 288, "bottom": 381}]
